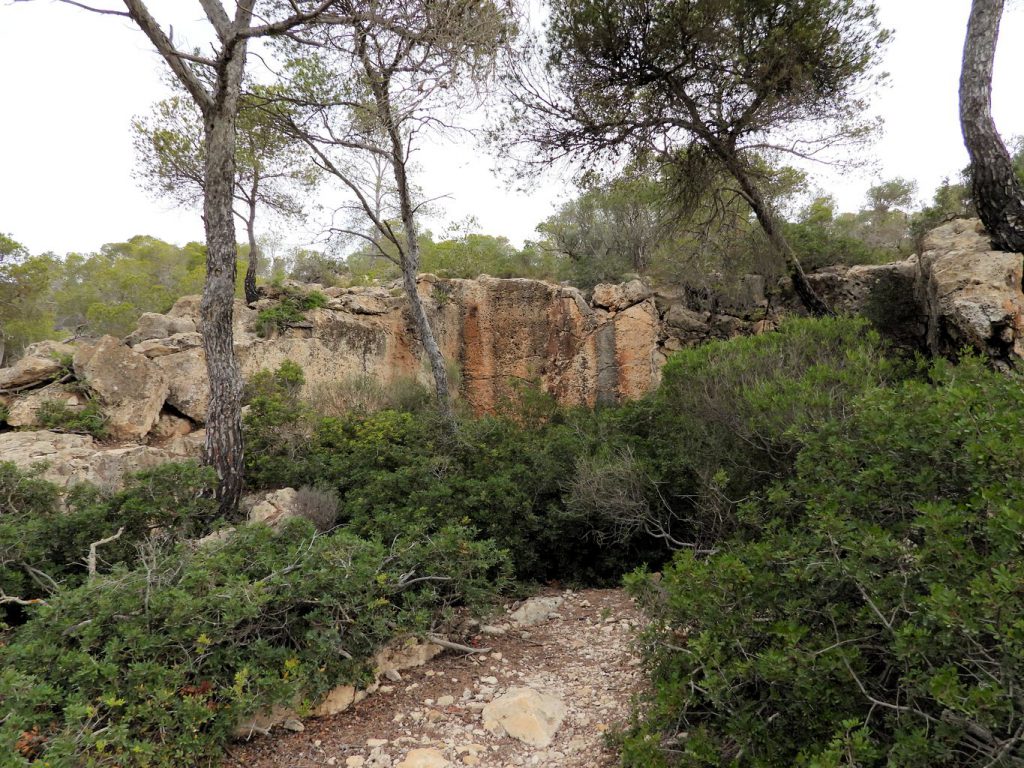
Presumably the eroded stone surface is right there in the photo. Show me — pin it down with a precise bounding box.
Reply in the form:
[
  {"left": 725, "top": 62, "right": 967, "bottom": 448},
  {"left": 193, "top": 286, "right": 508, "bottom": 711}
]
[
  {"left": 482, "top": 688, "right": 567, "bottom": 748},
  {"left": 73, "top": 335, "right": 168, "bottom": 441}
]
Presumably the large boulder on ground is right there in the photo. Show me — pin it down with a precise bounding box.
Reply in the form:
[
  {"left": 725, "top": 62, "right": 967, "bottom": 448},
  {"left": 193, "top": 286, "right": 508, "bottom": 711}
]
[
  {"left": 591, "top": 280, "right": 652, "bottom": 311},
  {"left": 0, "top": 340, "right": 75, "bottom": 390},
  {"left": 73, "top": 336, "right": 168, "bottom": 441},
  {"left": 917, "top": 218, "right": 1024, "bottom": 366},
  {"left": 125, "top": 312, "right": 196, "bottom": 347},
  {"left": 152, "top": 347, "right": 208, "bottom": 423},
  {"left": 0, "top": 430, "right": 186, "bottom": 489}
]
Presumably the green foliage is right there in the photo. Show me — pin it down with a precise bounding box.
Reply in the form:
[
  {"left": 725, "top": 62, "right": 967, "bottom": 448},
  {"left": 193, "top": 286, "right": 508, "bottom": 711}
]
[
  {"left": 618, "top": 317, "right": 909, "bottom": 549},
  {"left": 255, "top": 289, "right": 328, "bottom": 336},
  {"left": 0, "top": 462, "right": 218, "bottom": 623},
  {"left": 243, "top": 371, "right": 665, "bottom": 583},
  {"left": 623, "top": 355, "right": 1024, "bottom": 767},
  {"left": 0, "top": 244, "right": 58, "bottom": 362},
  {"left": 35, "top": 399, "right": 108, "bottom": 439},
  {"left": 0, "top": 518, "right": 506, "bottom": 767}
]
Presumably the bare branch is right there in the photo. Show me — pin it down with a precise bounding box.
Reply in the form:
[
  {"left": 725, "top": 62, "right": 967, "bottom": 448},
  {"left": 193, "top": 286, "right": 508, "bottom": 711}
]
[{"left": 87, "top": 526, "right": 125, "bottom": 579}]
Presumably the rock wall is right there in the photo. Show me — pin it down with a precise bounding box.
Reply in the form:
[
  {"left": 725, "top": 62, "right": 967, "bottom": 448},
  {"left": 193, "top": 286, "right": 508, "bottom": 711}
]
[{"left": 1, "top": 217, "right": 1021, "bottom": 483}]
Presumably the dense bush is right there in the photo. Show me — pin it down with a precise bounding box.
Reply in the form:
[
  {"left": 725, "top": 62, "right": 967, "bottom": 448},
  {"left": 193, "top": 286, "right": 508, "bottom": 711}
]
[
  {"left": 598, "top": 317, "right": 910, "bottom": 552},
  {"left": 0, "top": 461, "right": 218, "bottom": 624},
  {"left": 623, "top": 356, "right": 1024, "bottom": 767},
  {"left": 1, "top": 518, "right": 506, "bottom": 767}
]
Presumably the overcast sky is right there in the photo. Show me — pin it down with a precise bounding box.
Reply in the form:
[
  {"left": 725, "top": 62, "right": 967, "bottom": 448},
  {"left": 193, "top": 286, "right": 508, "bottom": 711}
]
[{"left": 2, "top": 1, "right": 1023, "bottom": 256}]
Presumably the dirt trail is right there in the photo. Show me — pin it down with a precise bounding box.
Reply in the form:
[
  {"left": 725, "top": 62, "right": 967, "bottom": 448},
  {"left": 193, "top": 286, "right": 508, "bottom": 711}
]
[{"left": 225, "top": 588, "right": 645, "bottom": 768}]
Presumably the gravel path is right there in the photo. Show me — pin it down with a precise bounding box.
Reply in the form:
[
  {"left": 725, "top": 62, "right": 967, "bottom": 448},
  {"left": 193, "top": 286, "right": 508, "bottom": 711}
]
[{"left": 225, "top": 588, "right": 645, "bottom": 768}]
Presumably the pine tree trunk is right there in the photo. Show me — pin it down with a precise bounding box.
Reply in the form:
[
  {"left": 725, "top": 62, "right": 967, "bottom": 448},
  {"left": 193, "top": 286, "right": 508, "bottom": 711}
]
[
  {"left": 200, "top": 50, "right": 247, "bottom": 516},
  {"left": 960, "top": 0, "right": 1024, "bottom": 252},
  {"left": 725, "top": 156, "right": 833, "bottom": 317},
  {"left": 244, "top": 190, "right": 260, "bottom": 304}
]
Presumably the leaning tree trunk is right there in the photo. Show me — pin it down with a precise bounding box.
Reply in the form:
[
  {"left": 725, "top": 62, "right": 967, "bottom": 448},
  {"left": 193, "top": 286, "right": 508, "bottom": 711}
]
[
  {"left": 724, "top": 154, "right": 833, "bottom": 317},
  {"left": 201, "top": 57, "right": 247, "bottom": 516},
  {"left": 392, "top": 154, "right": 456, "bottom": 429},
  {"left": 367, "top": 56, "right": 456, "bottom": 430},
  {"left": 960, "top": 0, "right": 1024, "bottom": 252},
  {"left": 244, "top": 187, "right": 260, "bottom": 304}
]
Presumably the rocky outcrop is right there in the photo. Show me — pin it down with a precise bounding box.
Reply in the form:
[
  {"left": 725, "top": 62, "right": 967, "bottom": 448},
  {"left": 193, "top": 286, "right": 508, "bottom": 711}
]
[
  {"left": 2, "top": 218, "right": 1020, "bottom": 473},
  {"left": 0, "top": 430, "right": 196, "bottom": 489},
  {"left": 917, "top": 218, "right": 1024, "bottom": 367},
  {"left": 73, "top": 336, "right": 168, "bottom": 441},
  {"left": 802, "top": 219, "right": 1024, "bottom": 367},
  {"left": 0, "top": 341, "right": 74, "bottom": 391}
]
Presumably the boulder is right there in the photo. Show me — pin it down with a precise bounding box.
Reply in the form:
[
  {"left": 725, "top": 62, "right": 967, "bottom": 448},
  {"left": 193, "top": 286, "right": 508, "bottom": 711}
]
[
  {"left": 6, "top": 384, "right": 86, "bottom": 428},
  {"left": 125, "top": 312, "right": 196, "bottom": 347},
  {"left": 248, "top": 488, "right": 302, "bottom": 527},
  {"left": 313, "top": 684, "right": 357, "bottom": 717},
  {"left": 0, "top": 340, "right": 74, "bottom": 390},
  {"left": 132, "top": 332, "right": 204, "bottom": 359},
  {"left": 0, "top": 431, "right": 186, "bottom": 489},
  {"left": 153, "top": 348, "right": 208, "bottom": 423},
  {"left": 374, "top": 639, "right": 443, "bottom": 680},
  {"left": 482, "top": 687, "right": 567, "bottom": 747},
  {"left": 149, "top": 412, "right": 194, "bottom": 442},
  {"left": 73, "top": 336, "right": 168, "bottom": 441},
  {"left": 917, "top": 218, "right": 1024, "bottom": 365},
  {"left": 591, "top": 280, "right": 652, "bottom": 311}
]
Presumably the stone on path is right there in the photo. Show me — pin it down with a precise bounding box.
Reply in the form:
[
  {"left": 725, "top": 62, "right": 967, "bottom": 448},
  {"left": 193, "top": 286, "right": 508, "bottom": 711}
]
[
  {"left": 508, "top": 596, "right": 563, "bottom": 628},
  {"left": 482, "top": 687, "right": 567, "bottom": 748},
  {"left": 395, "top": 748, "right": 449, "bottom": 768}
]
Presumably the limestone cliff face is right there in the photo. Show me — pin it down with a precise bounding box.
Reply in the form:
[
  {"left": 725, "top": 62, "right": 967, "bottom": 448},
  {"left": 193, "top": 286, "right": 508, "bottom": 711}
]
[{"left": 1, "top": 217, "right": 1021, "bottom": 478}]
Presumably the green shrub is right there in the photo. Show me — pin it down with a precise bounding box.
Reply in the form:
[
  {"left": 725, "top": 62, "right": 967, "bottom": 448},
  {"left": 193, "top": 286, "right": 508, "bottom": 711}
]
[
  {"left": 602, "top": 316, "right": 910, "bottom": 551},
  {"left": 0, "top": 519, "right": 507, "bottom": 767},
  {"left": 255, "top": 290, "right": 328, "bottom": 337},
  {"left": 623, "top": 356, "right": 1024, "bottom": 767},
  {"left": 0, "top": 461, "right": 218, "bottom": 624},
  {"left": 35, "top": 398, "right": 108, "bottom": 439}
]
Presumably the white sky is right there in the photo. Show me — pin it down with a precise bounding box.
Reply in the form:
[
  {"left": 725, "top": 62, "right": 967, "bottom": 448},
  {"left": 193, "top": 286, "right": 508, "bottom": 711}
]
[{"left": 1, "top": 1, "right": 1023, "bottom": 256}]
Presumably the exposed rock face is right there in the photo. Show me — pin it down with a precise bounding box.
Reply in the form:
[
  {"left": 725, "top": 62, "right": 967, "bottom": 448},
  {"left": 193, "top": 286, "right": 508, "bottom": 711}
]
[
  {"left": 917, "top": 218, "right": 1024, "bottom": 366},
  {"left": 803, "top": 219, "right": 1024, "bottom": 367},
  {"left": 0, "top": 341, "right": 74, "bottom": 390},
  {"left": 0, "top": 430, "right": 193, "bottom": 489},
  {"left": 2, "top": 219, "right": 1020, "bottom": 467},
  {"left": 73, "top": 336, "right": 168, "bottom": 441}
]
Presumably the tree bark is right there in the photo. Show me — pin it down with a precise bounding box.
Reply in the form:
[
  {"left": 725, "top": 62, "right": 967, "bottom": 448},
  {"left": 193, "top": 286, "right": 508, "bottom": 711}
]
[
  {"left": 960, "top": 0, "right": 1024, "bottom": 252},
  {"left": 724, "top": 154, "right": 833, "bottom": 317},
  {"left": 200, "top": 44, "right": 248, "bottom": 516},
  {"left": 244, "top": 180, "right": 260, "bottom": 304}
]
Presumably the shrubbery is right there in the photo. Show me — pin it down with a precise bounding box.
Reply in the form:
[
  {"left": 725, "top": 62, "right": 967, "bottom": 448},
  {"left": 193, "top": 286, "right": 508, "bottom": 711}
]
[
  {"left": 1, "top": 519, "right": 506, "bottom": 767},
  {"left": 0, "top": 457, "right": 507, "bottom": 766},
  {"left": 622, "top": 356, "right": 1024, "bottom": 767},
  {"left": 255, "top": 289, "right": 327, "bottom": 337}
]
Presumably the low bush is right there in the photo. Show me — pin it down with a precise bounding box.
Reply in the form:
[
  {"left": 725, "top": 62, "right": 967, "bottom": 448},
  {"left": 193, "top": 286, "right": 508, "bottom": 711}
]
[
  {"left": 622, "top": 356, "right": 1024, "bottom": 767},
  {"left": 592, "top": 316, "right": 910, "bottom": 552},
  {"left": 0, "top": 461, "right": 218, "bottom": 624},
  {"left": 0, "top": 519, "right": 507, "bottom": 767},
  {"left": 255, "top": 289, "right": 327, "bottom": 337},
  {"left": 35, "top": 398, "right": 108, "bottom": 439}
]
